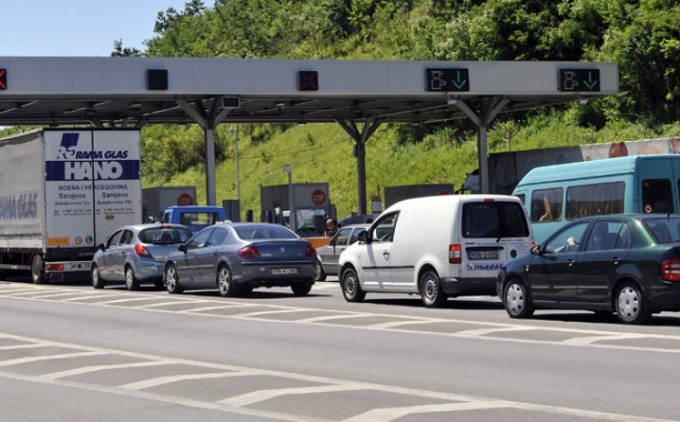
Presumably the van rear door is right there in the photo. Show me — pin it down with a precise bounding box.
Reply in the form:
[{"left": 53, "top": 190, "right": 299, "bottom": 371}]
[{"left": 460, "top": 200, "right": 532, "bottom": 279}]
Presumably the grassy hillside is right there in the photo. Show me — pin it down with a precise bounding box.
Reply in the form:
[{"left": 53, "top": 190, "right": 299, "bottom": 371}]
[{"left": 146, "top": 110, "right": 680, "bottom": 219}]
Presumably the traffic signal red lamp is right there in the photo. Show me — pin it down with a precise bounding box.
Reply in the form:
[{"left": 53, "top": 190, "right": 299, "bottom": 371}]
[{"left": 0, "top": 69, "right": 7, "bottom": 90}]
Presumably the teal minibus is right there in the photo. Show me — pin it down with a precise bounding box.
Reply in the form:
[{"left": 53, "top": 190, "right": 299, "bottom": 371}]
[{"left": 512, "top": 155, "right": 680, "bottom": 243}]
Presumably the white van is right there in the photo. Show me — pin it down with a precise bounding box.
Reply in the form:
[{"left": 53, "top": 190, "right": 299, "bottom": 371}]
[{"left": 337, "top": 195, "right": 533, "bottom": 307}]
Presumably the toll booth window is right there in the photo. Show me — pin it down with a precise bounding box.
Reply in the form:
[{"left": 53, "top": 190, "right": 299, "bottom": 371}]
[
  {"left": 566, "top": 182, "right": 624, "bottom": 220},
  {"left": 530, "top": 188, "right": 563, "bottom": 223},
  {"left": 643, "top": 179, "right": 674, "bottom": 213}
]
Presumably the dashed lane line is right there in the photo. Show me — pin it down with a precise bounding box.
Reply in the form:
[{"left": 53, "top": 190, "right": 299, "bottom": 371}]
[{"left": 344, "top": 401, "right": 510, "bottom": 422}]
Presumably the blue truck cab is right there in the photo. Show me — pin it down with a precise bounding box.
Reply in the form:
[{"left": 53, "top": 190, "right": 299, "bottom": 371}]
[{"left": 160, "top": 205, "right": 227, "bottom": 234}]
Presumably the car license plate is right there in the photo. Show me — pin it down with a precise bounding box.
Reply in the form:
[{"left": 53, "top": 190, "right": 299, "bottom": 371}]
[
  {"left": 468, "top": 250, "right": 500, "bottom": 260},
  {"left": 271, "top": 268, "right": 298, "bottom": 275}
]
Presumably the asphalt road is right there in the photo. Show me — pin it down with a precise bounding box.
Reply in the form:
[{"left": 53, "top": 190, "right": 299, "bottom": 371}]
[{"left": 1, "top": 274, "right": 679, "bottom": 422}]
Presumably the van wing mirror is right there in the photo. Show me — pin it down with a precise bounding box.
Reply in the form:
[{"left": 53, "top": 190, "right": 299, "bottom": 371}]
[{"left": 358, "top": 231, "right": 369, "bottom": 243}]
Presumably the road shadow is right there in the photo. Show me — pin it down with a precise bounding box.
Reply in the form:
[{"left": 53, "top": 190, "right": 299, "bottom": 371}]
[
  {"left": 532, "top": 312, "right": 680, "bottom": 327},
  {"left": 363, "top": 297, "right": 504, "bottom": 310}
]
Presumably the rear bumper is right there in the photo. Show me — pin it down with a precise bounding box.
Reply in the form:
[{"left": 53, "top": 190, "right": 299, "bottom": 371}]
[
  {"left": 441, "top": 276, "right": 497, "bottom": 297},
  {"left": 233, "top": 264, "right": 317, "bottom": 287}
]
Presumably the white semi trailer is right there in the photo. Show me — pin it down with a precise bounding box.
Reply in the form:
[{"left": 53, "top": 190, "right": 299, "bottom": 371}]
[{"left": 0, "top": 129, "right": 142, "bottom": 283}]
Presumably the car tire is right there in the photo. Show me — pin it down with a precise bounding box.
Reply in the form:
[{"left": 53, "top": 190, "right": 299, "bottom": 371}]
[
  {"left": 291, "top": 281, "right": 313, "bottom": 296},
  {"left": 217, "top": 265, "right": 237, "bottom": 297},
  {"left": 92, "top": 265, "right": 105, "bottom": 289},
  {"left": 341, "top": 267, "right": 365, "bottom": 302},
  {"left": 615, "top": 281, "right": 651, "bottom": 324},
  {"left": 503, "top": 279, "right": 535, "bottom": 319},
  {"left": 165, "top": 264, "right": 183, "bottom": 294},
  {"left": 31, "top": 254, "right": 45, "bottom": 284},
  {"left": 125, "top": 267, "right": 139, "bottom": 291},
  {"left": 420, "top": 270, "right": 447, "bottom": 308},
  {"left": 316, "top": 261, "right": 327, "bottom": 282}
]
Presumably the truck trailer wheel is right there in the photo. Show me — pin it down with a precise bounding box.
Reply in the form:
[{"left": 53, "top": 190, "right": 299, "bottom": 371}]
[{"left": 31, "top": 254, "right": 45, "bottom": 284}]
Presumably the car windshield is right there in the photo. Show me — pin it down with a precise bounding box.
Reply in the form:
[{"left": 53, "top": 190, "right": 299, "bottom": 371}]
[
  {"left": 140, "top": 227, "right": 193, "bottom": 244},
  {"left": 234, "top": 225, "right": 298, "bottom": 240},
  {"left": 642, "top": 218, "right": 680, "bottom": 243}
]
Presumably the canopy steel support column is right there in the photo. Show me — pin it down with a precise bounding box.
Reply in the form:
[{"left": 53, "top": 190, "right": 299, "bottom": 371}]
[
  {"left": 450, "top": 97, "right": 509, "bottom": 193},
  {"left": 337, "top": 118, "right": 382, "bottom": 215},
  {"left": 177, "top": 97, "right": 230, "bottom": 206}
]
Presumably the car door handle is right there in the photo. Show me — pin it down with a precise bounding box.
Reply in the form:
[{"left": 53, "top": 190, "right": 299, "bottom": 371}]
[
  {"left": 566, "top": 259, "right": 575, "bottom": 267},
  {"left": 611, "top": 257, "right": 620, "bottom": 265},
  {"left": 383, "top": 251, "right": 390, "bottom": 259}
]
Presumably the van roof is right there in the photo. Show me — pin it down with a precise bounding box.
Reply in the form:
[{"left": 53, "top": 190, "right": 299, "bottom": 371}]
[
  {"left": 383, "top": 194, "right": 521, "bottom": 213},
  {"left": 514, "top": 154, "right": 676, "bottom": 188}
]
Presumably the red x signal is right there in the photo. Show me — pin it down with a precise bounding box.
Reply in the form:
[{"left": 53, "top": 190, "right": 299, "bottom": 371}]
[
  {"left": 0, "top": 69, "right": 6, "bottom": 90},
  {"left": 298, "top": 71, "right": 318, "bottom": 91}
]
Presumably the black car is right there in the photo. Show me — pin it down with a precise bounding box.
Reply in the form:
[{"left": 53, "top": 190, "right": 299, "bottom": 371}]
[{"left": 497, "top": 214, "right": 680, "bottom": 324}]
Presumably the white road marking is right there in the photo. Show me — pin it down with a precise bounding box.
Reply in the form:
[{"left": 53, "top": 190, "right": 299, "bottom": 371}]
[
  {"left": 456, "top": 326, "right": 536, "bottom": 337},
  {"left": 0, "top": 332, "right": 675, "bottom": 422},
  {"left": 219, "top": 383, "right": 365, "bottom": 407},
  {"left": 0, "top": 351, "right": 106, "bottom": 367},
  {"left": 343, "top": 401, "right": 509, "bottom": 422},
  {"left": 562, "top": 332, "right": 651, "bottom": 345},
  {"left": 235, "top": 309, "right": 313, "bottom": 318},
  {"left": 45, "top": 361, "right": 174, "bottom": 380},
  {"left": 96, "top": 296, "right": 167, "bottom": 305},
  {"left": 297, "top": 313, "right": 376, "bottom": 323},
  {"left": 120, "top": 371, "right": 254, "bottom": 390},
  {"left": 0, "top": 343, "right": 49, "bottom": 351}
]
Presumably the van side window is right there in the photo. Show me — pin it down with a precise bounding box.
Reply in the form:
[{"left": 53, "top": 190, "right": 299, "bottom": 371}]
[
  {"left": 565, "top": 182, "right": 625, "bottom": 220},
  {"left": 530, "top": 188, "right": 562, "bottom": 223},
  {"left": 643, "top": 179, "right": 673, "bottom": 214},
  {"left": 371, "top": 212, "right": 398, "bottom": 242}
]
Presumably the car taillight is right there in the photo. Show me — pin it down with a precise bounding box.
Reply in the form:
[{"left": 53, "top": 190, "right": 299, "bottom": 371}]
[
  {"left": 134, "top": 244, "right": 152, "bottom": 258},
  {"left": 449, "top": 244, "right": 462, "bottom": 264},
  {"left": 305, "top": 246, "right": 317, "bottom": 257},
  {"left": 45, "top": 263, "right": 64, "bottom": 271},
  {"left": 661, "top": 257, "right": 680, "bottom": 282},
  {"left": 238, "top": 246, "right": 260, "bottom": 259}
]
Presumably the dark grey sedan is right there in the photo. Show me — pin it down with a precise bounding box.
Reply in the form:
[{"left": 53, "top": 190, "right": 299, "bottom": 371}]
[
  {"left": 163, "top": 222, "right": 318, "bottom": 297},
  {"left": 92, "top": 223, "right": 193, "bottom": 290}
]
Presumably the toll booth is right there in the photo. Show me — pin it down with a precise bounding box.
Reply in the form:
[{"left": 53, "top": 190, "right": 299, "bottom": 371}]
[
  {"left": 384, "top": 184, "right": 454, "bottom": 208},
  {"left": 261, "top": 183, "right": 334, "bottom": 237}
]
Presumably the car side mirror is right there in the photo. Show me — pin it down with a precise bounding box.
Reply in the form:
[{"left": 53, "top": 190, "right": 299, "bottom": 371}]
[
  {"left": 358, "top": 231, "right": 369, "bottom": 243},
  {"left": 530, "top": 244, "right": 541, "bottom": 256},
  {"left": 178, "top": 244, "right": 187, "bottom": 253}
]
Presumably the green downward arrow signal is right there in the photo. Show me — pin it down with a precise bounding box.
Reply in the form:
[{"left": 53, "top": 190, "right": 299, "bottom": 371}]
[
  {"left": 583, "top": 71, "right": 598, "bottom": 90},
  {"left": 451, "top": 70, "right": 467, "bottom": 90}
]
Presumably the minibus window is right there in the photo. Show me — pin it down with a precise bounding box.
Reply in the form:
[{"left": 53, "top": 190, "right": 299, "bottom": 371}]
[
  {"left": 566, "top": 182, "right": 624, "bottom": 220},
  {"left": 530, "top": 188, "right": 563, "bottom": 223},
  {"left": 643, "top": 179, "right": 673, "bottom": 213}
]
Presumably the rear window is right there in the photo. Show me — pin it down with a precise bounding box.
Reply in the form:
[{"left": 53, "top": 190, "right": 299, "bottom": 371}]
[
  {"left": 234, "top": 225, "right": 298, "bottom": 240},
  {"left": 140, "top": 227, "right": 193, "bottom": 244},
  {"left": 462, "top": 201, "right": 530, "bottom": 238},
  {"left": 643, "top": 218, "right": 680, "bottom": 243}
]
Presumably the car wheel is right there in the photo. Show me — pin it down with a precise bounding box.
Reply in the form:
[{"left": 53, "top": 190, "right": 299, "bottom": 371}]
[
  {"left": 125, "top": 267, "right": 139, "bottom": 291},
  {"left": 217, "top": 265, "right": 237, "bottom": 297},
  {"left": 341, "top": 268, "right": 365, "bottom": 302},
  {"left": 420, "top": 270, "right": 447, "bottom": 308},
  {"left": 615, "top": 281, "right": 650, "bottom": 324},
  {"left": 291, "top": 281, "right": 313, "bottom": 296},
  {"left": 503, "top": 279, "right": 535, "bottom": 318},
  {"left": 31, "top": 254, "right": 45, "bottom": 284},
  {"left": 165, "top": 264, "right": 183, "bottom": 294},
  {"left": 316, "top": 261, "right": 327, "bottom": 282},
  {"left": 92, "top": 265, "right": 105, "bottom": 289}
]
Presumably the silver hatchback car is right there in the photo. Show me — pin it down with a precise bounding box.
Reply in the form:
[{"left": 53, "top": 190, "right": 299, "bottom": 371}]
[{"left": 91, "top": 223, "right": 193, "bottom": 290}]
